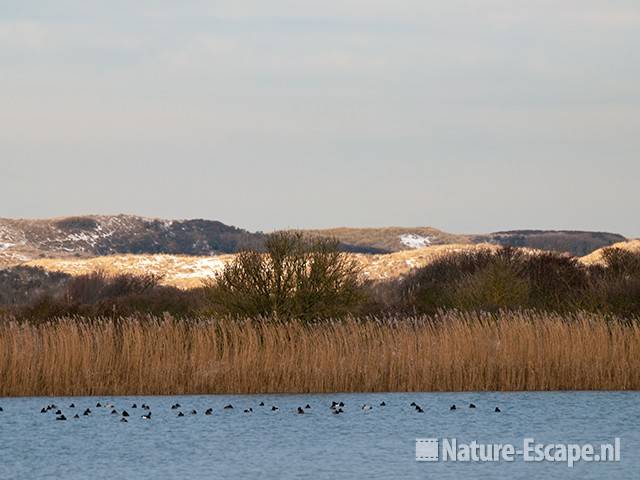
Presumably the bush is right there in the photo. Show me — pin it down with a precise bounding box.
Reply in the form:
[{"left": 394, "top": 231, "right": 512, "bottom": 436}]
[{"left": 204, "top": 231, "right": 364, "bottom": 320}]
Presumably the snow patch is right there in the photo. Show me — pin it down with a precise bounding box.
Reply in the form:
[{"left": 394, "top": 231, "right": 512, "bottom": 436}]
[{"left": 399, "top": 234, "right": 433, "bottom": 249}]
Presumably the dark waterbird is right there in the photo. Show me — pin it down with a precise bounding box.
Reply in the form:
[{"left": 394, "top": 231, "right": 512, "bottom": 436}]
[
  {"left": 141, "top": 412, "right": 152, "bottom": 420},
  {"left": 111, "top": 409, "right": 118, "bottom": 415},
  {"left": 56, "top": 415, "right": 66, "bottom": 421},
  {"left": 244, "top": 408, "right": 253, "bottom": 413},
  {"left": 450, "top": 405, "right": 457, "bottom": 410},
  {"left": 469, "top": 403, "right": 476, "bottom": 409},
  {"left": 259, "top": 402, "right": 265, "bottom": 406},
  {"left": 297, "top": 407, "right": 305, "bottom": 414},
  {"left": 205, "top": 408, "right": 213, "bottom": 415},
  {"left": 41, "top": 408, "right": 47, "bottom": 413},
  {"left": 224, "top": 404, "right": 233, "bottom": 410},
  {"left": 131, "top": 403, "right": 137, "bottom": 409},
  {"left": 271, "top": 406, "right": 279, "bottom": 411},
  {"left": 96, "top": 402, "right": 102, "bottom": 408},
  {"left": 142, "top": 404, "right": 150, "bottom": 410},
  {"left": 380, "top": 401, "right": 386, "bottom": 407},
  {"left": 122, "top": 411, "right": 129, "bottom": 417},
  {"left": 83, "top": 409, "right": 91, "bottom": 416},
  {"left": 69, "top": 403, "right": 75, "bottom": 408},
  {"left": 304, "top": 404, "right": 311, "bottom": 409},
  {"left": 73, "top": 414, "right": 80, "bottom": 419},
  {"left": 55, "top": 410, "right": 62, "bottom": 415},
  {"left": 171, "top": 403, "right": 181, "bottom": 410},
  {"left": 410, "top": 402, "right": 416, "bottom": 407},
  {"left": 416, "top": 406, "right": 424, "bottom": 413},
  {"left": 495, "top": 407, "right": 501, "bottom": 412},
  {"left": 191, "top": 410, "right": 197, "bottom": 415},
  {"left": 177, "top": 412, "right": 185, "bottom": 417},
  {"left": 121, "top": 418, "right": 128, "bottom": 423}
]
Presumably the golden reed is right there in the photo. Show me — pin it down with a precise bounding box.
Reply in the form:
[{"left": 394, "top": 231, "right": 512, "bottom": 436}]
[{"left": 0, "top": 311, "right": 638, "bottom": 396}]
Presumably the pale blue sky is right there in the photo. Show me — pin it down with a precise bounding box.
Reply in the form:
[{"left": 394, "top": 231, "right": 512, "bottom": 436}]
[{"left": 1, "top": 1, "right": 638, "bottom": 236}]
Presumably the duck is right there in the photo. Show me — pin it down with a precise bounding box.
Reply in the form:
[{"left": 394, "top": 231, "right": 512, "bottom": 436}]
[
  {"left": 142, "top": 404, "right": 150, "bottom": 410},
  {"left": 332, "top": 408, "right": 344, "bottom": 415},
  {"left": 55, "top": 410, "right": 62, "bottom": 415},
  {"left": 495, "top": 407, "right": 501, "bottom": 413},
  {"left": 141, "top": 412, "right": 152, "bottom": 420},
  {"left": 259, "top": 401, "right": 265, "bottom": 406},
  {"left": 190, "top": 410, "right": 197, "bottom": 415},
  {"left": 304, "top": 404, "right": 311, "bottom": 409},
  {"left": 96, "top": 402, "right": 102, "bottom": 408},
  {"left": 205, "top": 408, "right": 213, "bottom": 415},
  {"left": 131, "top": 403, "right": 137, "bottom": 409},
  {"left": 410, "top": 402, "right": 417, "bottom": 407},
  {"left": 122, "top": 411, "right": 129, "bottom": 417},
  {"left": 171, "top": 403, "right": 180, "bottom": 410},
  {"left": 271, "top": 406, "right": 279, "bottom": 411},
  {"left": 416, "top": 406, "right": 424, "bottom": 413},
  {"left": 244, "top": 408, "right": 253, "bottom": 413},
  {"left": 40, "top": 408, "right": 47, "bottom": 413},
  {"left": 111, "top": 409, "right": 118, "bottom": 415},
  {"left": 297, "top": 407, "right": 305, "bottom": 414},
  {"left": 450, "top": 405, "right": 457, "bottom": 410},
  {"left": 362, "top": 404, "right": 372, "bottom": 411},
  {"left": 177, "top": 412, "right": 184, "bottom": 417},
  {"left": 73, "top": 414, "right": 80, "bottom": 419},
  {"left": 224, "top": 404, "right": 233, "bottom": 410},
  {"left": 120, "top": 418, "right": 128, "bottom": 423},
  {"left": 83, "top": 409, "right": 91, "bottom": 416},
  {"left": 469, "top": 403, "right": 476, "bottom": 409},
  {"left": 69, "top": 403, "right": 75, "bottom": 408},
  {"left": 380, "top": 401, "right": 386, "bottom": 407},
  {"left": 56, "top": 414, "right": 67, "bottom": 421}
]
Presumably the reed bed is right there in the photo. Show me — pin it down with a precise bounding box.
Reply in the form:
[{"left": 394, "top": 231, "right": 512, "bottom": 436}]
[{"left": 0, "top": 311, "right": 639, "bottom": 396}]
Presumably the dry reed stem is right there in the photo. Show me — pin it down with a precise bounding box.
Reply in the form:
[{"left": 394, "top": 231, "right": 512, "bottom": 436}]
[{"left": 0, "top": 311, "right": 638, "bottom": 396}]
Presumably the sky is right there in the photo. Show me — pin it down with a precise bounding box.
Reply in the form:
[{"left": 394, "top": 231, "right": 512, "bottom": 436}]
[{"left": 1, "top": 1, "right": 638, "bottom": 237}]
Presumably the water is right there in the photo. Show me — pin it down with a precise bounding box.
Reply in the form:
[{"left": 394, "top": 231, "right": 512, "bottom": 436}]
[{"left": 0, "top": 392, "right": 638, "bottom": 479}]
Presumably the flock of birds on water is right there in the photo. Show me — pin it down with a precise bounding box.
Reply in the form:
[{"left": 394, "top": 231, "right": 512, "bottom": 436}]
[{"left": 0, "top": 401, "right": 501, "bottom": 422}]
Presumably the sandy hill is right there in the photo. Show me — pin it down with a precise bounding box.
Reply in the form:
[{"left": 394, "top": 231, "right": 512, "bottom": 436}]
[{"left": 580, "top": 239, "right": 640, "bottom": 265}]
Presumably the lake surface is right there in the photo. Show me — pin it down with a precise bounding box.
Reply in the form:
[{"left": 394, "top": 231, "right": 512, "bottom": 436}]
[{"left": 0, "top": 392, "right": 637, "bottom": 479}]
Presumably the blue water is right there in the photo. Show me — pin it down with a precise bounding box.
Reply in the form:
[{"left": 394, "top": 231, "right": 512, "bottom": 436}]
[{"left": 0, "top": 392, "right": 637, "bottom": 479}]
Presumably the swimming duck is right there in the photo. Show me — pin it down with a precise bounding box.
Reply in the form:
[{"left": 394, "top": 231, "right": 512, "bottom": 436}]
[
  {"left": 56, "top": 415, "right": 66, "bottom": 421},
  {"left": 450, "top": 405, "right": 457, "bottom": 410},
  {"left": 141, "top": 412, "right": 152, "bottom": 420},
  {"left": 416, "top": 406, "right": 424, "bottom": 413},
  {"left": 469, "top": 403, "right": 476, "bottom": 409},
  {"left": 83, "top": 409, "right": 91, "bottom": 416},
  {"left": 495, "top": 407, "right": 501, "bottom": 412},
  {"left": 304, "top": 404, "right": 311, "bottom": 409},
  {"left": 41, "top": 408, "right": 47, "bottom": 413},
  {"left": 111, "top": 409, "right": 118, "bottom": 415},
  {"left": 205, "top": 408, "right": 213, "bottom": 415},
  {"left": 142, "top": 404, "right": 150, "bottom": 410},
  {"left": 259, "top": 402, "right": 265, "bottom": 406},
  {"left": 297, "top": 407, "right": 305, "bottom": 414},
  {"left": 73, "top": 414, "right": 80, "bottom": 419},
  {"left": 224, "top": 404, "right": 233, "bottom": 410},
  {"left": 69, "top": 403, "right": 75, "bottom": 408},
  {"left": 190, "top": 410, "right": 197, "bottom": 415},
  {"left": 177, "top": 412, "right": 185, "bottom": 417},
  {"left": 96, "top": 402, "right": 102, "bottom": 408},
  {"left": 55, "top": 410, "right": 62, "bottom": 415},
  {"left": 122, "top": 411, "right": 129, "bottom": 417},
  {"left": 380, "top": 401, "right": 386, "bottom": 407},
  {"left": 244, "top": 408, "right": 253, "bottom": 413},
  {"left": 171, "top": 403, "right": 180, "bottom": 410},
  {"left": 131, "top": 403, "right": 137, "bottom": 408},
  {"left": 410, "top": 402, "right": 416, "bottom": 407},
  {"left": 362, "top": 404, "right": 372, "bottom": 411},
  {"left": 271, "top": 406, "right": 279, "bottom": 411},
  {"left": 120, "top": 418, "right": 128, "bottom": 423}
]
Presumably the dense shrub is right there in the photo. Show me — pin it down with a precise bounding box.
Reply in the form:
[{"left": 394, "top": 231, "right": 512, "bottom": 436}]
[{"left": 204, "top": 231, "right": 365, "bottom": 320}]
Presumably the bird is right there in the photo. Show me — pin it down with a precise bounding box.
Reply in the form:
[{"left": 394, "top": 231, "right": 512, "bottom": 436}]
[
  {"left": 142, "top": 404, "right": 150, "bottom": 410},
  {"left": 362, "top": 404, "right": 372, "bottom": 411},
  {"left": 469, "top": 403, "right": 476, "bottom": 409},
  {"left": 55, "top": 410, "right": 62, "bottom": 415},
  {"left": 131, "top": 403, "right": 137, "bottom": 409},
  {"left": 271, "top": 406, "right": 279, "bottom": 411},
  {"left": 297, "top": 407, "right": 305, "bottom": 414},
  {"left": 83, "top": 409, "right": 91, "bottom": 416},
  {"left": 332, "top": 408, "right": 344, "bottom": 415},
  {"left": 40, "top": 408, "right": 47, "bottom": 413},
  {"left": 56, "top": 415, "right": 67, "bottom": 421},
  {"left": 450, "top": 405, "right": 457, "bottom": 410},
  {"left": 416, "top": 406, "right": 424, "bottom": 413},
  {"left": 380, "top": 401, "right": 386, "bottom": 407},
  {"left": 120, "top": 418, "right": 128, "bottom": 423},
  {"left": 171, "top": 403, "right": 180, "bottom": 410},
  {"left": 410, "top": 402, "right": 416, "bottom": 407},
  {"left": 244, "top": 408, "right": 253, "bottom": 413},
  {"left": 96, "top": 402, "right": 102, "bottom": 408},
  {"left": 304, "top": 404, "right": 311, "bottom": 409},
  {"left": 141, "top": 412, "right": 152, "bottom": 420},
  {"left": 259, "top": 402, "right": 265, "bottom": 406},
  {"left": 339, "top": 402, "right": 345, "bottom": 407},
  {"left": 224, "top": 404, "right": 233, "bottom": 410},
  {"left": 177, "top": 412, "right": 184, "bottom": 417},
  {"left": 190, "top": 410, "right": 197, "bottom": 415},
  {"left": 122, "top": 411, "right": 129, "bottom": 417},
  {"left": 69, "top": 403, "right": 75, "bottom": 408},
  {"left": 73, "top": 414, "right": 80, "bottom": 419},
  {"left": 205, "top": 408, "right": 213, "bottom": 415},
  {"left": 495, "top": 407, "right": 501, "bottom": 413},
  {"left": 111, "top": 409, "right": 118, "bottom": 415}
]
